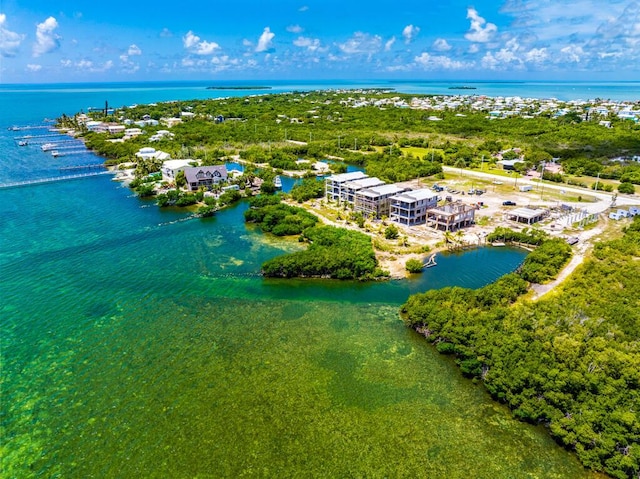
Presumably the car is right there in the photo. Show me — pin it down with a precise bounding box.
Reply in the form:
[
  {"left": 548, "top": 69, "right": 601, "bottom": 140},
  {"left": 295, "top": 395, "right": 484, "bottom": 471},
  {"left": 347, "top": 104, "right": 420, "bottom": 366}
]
[{"left": 503, "top": 200, "right": 516, "bottom": 206}]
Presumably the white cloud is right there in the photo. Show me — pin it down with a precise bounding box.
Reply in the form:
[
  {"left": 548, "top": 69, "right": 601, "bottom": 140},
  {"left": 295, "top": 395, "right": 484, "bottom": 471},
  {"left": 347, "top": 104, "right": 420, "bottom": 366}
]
[
  {"left": 432, "top": 38, "right": 452, "bottom": 51},
  {"left": 338, "top": 32, "right": 382, "bottom": 55},
  {"left": 287, "top": 25, "right": 303, "bottom": 33},
  {"left": 293, "top": 36, "right": 322, "bottom": 52},
  {"left": 402, "top": 24, "right": 420, "bottom": 44},
  {"left": 60, "top": 59, "right": 72, "bottom": 67},
  {"left": 26, "top": 64, "right": 42, "bottom": 72},
  {"left": 385, "top": 37, "right": 396, "bottom": 51},
  {"left": 559, "top": 44, "right": 585, "bottom": 62},
  {"left": 414, "top": 52, "right": 472, "bottom": 70},
  {"left": 160, "top": 28, "right": 173, "bottom": 38},
  {"left": 33, "top": 16, "right": 60, "bottom": 57},
  {"left": 465, "top": 8, "right": 497, "bottom": 43},
  {"left": 468, "top": 44, "right": 480, "bottom": 54},
  {"left": 128, "top": 44, "right": 142, "bottom": 56},
  {"left": 256, "top": 27, "right": 275, "bottom": 52},
  {"left": 1, "top": 14, "right": 25, "bottom": 57},
  {"left": 183, "top": 30, "right": 220, "bottom": 55},
  {"left": 299, "top": 6, "right": 309, "bottom": 12}
]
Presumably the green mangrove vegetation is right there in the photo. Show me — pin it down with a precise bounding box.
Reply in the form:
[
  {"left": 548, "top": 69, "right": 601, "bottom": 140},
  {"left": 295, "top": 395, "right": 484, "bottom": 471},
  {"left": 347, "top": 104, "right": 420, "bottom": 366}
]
[
  {"left": 402, "top": 219, "right": 640, "bottom": 479},
  {"left": 244, "top": 196, "right": 387, "bottom": 280}
]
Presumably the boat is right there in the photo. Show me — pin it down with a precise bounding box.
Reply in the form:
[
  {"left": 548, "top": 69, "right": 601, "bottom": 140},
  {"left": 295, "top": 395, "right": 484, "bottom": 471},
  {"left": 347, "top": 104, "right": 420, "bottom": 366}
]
[
  {"left": 273, "top": 175, "right": 282, "bottom": 189},
  {"left": 41, "top": 143, "right": 57, "bottom": 151},
  {"left": 491, "top": 242, "right": 506, "bottom": 247},
  {"left": 18, "top": 140, "right": 28, "bottom": 146},
  {"left": 51, "top": 150, "right": 63, "bottom": 157}
]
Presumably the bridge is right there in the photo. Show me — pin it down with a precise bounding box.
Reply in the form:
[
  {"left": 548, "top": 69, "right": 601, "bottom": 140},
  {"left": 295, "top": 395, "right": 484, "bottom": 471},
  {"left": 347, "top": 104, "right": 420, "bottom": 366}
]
[{"left": 0, "top": 171, "right": 113, "bottom": 190}]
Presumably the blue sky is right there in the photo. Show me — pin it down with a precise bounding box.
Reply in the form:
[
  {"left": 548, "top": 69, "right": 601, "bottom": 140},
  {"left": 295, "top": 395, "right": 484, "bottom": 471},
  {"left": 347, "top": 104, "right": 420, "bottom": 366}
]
[{"left": 1, "top": 0, "right": 639, "bottom": 83}]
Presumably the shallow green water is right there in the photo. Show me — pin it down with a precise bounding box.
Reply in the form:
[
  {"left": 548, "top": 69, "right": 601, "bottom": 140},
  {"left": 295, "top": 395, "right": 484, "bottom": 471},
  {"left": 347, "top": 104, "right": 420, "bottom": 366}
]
[{"left": 1, "top": 178, "right": 599, "bottom": 478}]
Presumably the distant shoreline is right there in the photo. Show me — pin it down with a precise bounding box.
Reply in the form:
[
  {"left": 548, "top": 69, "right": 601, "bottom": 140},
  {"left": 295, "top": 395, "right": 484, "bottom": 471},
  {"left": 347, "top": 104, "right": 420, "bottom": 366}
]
[{"left": 206, "top": 86, "right": 272, "bottom": 90}]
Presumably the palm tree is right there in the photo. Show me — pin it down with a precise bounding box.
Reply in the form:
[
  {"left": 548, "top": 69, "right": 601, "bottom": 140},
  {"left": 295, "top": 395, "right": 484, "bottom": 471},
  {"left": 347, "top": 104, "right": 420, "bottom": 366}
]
[{"left": 443, "top": 231, "right": 454, "bottom": 246}]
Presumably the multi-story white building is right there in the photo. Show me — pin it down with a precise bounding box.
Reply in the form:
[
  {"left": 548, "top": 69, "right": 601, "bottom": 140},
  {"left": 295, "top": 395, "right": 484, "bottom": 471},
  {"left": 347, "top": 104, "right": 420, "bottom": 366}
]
[
  {"left": 325, "top": 171, "right": 368, "bottom": 202},
  {"left": 354, "top": 184, "right": 410, "bottom": 219}
]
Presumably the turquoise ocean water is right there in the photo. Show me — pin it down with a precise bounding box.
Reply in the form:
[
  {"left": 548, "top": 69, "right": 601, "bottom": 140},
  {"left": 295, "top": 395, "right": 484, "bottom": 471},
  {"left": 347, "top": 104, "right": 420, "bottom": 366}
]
[{"left": 0, "top": 81, "right": 613, "bottom": 478}]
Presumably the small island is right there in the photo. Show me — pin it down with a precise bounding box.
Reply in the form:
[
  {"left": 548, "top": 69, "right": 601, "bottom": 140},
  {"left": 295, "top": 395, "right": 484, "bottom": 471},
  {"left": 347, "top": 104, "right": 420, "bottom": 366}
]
[{"left": 206, "top": 86, "right": 272, "bottom": 90}]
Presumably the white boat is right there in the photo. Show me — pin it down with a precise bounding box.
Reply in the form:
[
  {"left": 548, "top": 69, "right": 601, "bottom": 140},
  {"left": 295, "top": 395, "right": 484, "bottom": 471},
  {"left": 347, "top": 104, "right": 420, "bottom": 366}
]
[
  {"left": 41, "top": 143, "right": 57, "bottom": 151},
  {"left": 273, "top": 175, "right": 282, "bottom": 189},
  {"left": 18, "top": 140, "right": 28, "bottom": 146},
  {"left": 51, "top": 150, "right": 63, "bottom": 157},
  {"left": 491, "top": 242, "right": 506, "bottom": 247}
]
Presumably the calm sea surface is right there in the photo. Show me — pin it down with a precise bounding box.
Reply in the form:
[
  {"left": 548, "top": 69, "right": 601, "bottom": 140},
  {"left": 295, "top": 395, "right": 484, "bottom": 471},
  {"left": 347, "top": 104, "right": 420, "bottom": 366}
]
[{"left": 0, "top": 82, "right": 607, "bottom": 477}]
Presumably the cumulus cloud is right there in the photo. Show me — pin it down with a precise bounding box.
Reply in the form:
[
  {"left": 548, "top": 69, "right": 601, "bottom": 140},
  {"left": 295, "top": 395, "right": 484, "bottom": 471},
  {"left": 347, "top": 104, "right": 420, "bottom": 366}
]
[
  {"left": 287, "top": 24, "right": 303, "bottom": 33},
  {"left": 338, "top": 32, "right": 382, "bottom": 55},
  {"left": 256, "top": 27, "right": 275, "bottom": 52},
  {"left": 293, "top": 36, "right": 322, "bottom": 52},
  {"left": 385, "top": 37, "right": 396, "bottom": 51},
  {"left": 414, "top": 52, "right": 472, "bottom": 70},
  {"left": 559, "top": 44, "right": 585, "bottom": 62},
  {"left": 61, "top": 59, "right": 114, "bottom": 72},
  {"left": 0, "top": 14, "right": 25, "bottom": 57},
  {"left": 481, "top": 38, "right": 549, "bottom": 70},
  {"left": 33, "top": 16, "right": 61, "bottom": 57},
  {"left": 128, "top": 44, "right": 142, "bottom": 56},
  {"left": 26, "top": 63, "right": 42, "bottom": 72},
  {"left": 465, "top": 8, "right": 497, "bottom": 43},
  {"left": 183, "top": 30, "right": 220, "bottom": 55},
  {"left": 402, "top": 24, "right": 420, "bottom": 44},
  {"left": 432, "top": 38, "right": 452, "bottom": 51},
  {"left": 468, "top": 44, "right": 480, "bottom": 54}
]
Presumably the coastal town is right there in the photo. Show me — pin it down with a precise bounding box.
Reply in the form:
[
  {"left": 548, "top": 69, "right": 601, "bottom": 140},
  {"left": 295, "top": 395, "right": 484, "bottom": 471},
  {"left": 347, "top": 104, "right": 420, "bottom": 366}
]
[{"left": 26, "top": 88, "right": 636, "bottom": 280}]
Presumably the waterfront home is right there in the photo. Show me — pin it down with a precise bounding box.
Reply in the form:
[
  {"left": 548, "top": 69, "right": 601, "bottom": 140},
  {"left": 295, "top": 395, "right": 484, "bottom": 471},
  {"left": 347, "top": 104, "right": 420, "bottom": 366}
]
[
  {"left": 506, "top": 207, "right": 548, "bottom": 225},
  {"left": 184, "top": 165, "right": 228, "bottom": 191},
  {"left": 135, "top": 147, "right": 171, "bottom": 161},
  {"left": 107, "top": 124, "right": 126, "bottom": 135},
  {"left": 124, "top": 128, "right": 142, "bottom": 139},
  {"left": 161, "top": 159, "right": 194, "bottom": 182},
  {"left": 342, "top": 177, "right": 385, "bottom": 204},
  {"left": 389, "top": 188, "right": 439, "bottom": 226},
  {"left": 354, "top": 184, "right": 410, "bottom": 219},
  {"left": 426, "top": 202, "right": 476, "bottom": 231},
  {"left": 325, "top": 171, "right": 368, "bottom": 202},
  {"left": 85, "top": 121, "right": 106, "bottom": 132}
]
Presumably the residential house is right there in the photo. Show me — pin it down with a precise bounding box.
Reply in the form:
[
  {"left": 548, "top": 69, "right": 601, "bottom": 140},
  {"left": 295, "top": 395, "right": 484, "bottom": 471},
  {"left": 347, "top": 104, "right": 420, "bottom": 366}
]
[
  {"left": 184, "top": 165, "right": 228, "bottom": 191},
  {"left": 161, "top": 159, "right": 194, "bottom": 182},
  {"left": 161, "top": 117, "right": 183, "bottom": 128},
  {"left": 135, "top": 147, "right": 171, "bottom": 161},
  {"left": 389, "top": 188, "right": 439, "bottom": 226},
  {"left": 354, "top": 184, "right": 410, "bottom": 219}
]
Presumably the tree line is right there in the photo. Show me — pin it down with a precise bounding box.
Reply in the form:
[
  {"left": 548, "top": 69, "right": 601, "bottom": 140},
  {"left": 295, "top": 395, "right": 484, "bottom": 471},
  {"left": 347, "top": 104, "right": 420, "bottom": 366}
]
[{"left": 401, "top": 221, "right": 640, "bottom": 479}]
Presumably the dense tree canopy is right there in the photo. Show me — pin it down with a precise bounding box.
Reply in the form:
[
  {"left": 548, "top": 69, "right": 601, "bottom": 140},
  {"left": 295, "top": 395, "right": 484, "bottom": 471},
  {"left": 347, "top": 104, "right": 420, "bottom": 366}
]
[{"left": 402, "top": 220, "right": 640, "bottom": 479}]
